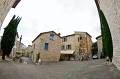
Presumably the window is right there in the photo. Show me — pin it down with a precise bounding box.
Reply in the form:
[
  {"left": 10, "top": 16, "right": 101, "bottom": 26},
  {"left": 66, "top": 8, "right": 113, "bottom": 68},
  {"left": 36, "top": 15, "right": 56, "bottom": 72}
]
[
  {"left": 61, "top": 45, "right": 65, "bottom": 50},
  {"left": 80, "top": 37, "right": 82, "bottom": 40},
  {"left": 78, "top": 37, "right": 82, "bottom": 42},
  {"left": 78, "top": 37, "right": 80, "bottom": 42},
  {"left": 79, "top": 44, "right": 82, "bottom": 47},
  {"left": 62, "top": 37, "right": 67, "bottom": 42},
  {"left": 44, "top": 43, "right": 48, "bottom": 50},
  {"left": 49, "top": 33, "right": 55, "bottom": 40},
  {"left": 33, "top": 44, "right": 35, "bottom": 49},
  {"left": 66, "top": 45, "right": 71, "bottom": 50}
]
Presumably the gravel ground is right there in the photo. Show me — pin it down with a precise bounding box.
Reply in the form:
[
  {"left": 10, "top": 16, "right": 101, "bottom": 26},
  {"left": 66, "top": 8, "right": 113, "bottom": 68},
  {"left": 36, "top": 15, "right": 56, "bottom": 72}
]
[{"left": 0, "top": 59, "right": 120, "bottom": 79}]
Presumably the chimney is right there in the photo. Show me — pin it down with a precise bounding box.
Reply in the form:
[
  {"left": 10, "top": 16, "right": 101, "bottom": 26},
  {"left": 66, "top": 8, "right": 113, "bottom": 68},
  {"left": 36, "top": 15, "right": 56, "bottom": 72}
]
[{"left": 58, "top": 33, "right": 61, "bottom": 36}]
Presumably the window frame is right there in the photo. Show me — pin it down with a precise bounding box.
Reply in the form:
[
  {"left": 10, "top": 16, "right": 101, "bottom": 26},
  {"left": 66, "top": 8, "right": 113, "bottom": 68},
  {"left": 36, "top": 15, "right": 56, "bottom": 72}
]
[
  {"left": 61, "top": 45, "right": 65, "bottom": 50},
  {"left": 66, "top": 45, "right": 71, "bottom": 50},
  {"left": 62, "top": 37, "right": 67, "bottom": 42},
  {"left": 44, "top": 43, "right": 49, "bottom": 51}
]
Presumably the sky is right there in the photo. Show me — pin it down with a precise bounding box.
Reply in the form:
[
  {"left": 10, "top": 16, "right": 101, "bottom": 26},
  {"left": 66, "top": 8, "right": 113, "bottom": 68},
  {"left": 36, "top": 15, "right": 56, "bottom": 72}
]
[{"left": 0, "top": 0, "right": 101, "bottom": 46}]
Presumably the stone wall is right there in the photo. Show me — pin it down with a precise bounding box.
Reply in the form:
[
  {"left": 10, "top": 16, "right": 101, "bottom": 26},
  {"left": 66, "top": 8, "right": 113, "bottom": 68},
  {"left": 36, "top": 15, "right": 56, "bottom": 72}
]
[
  {"left": 32, "top": 31, "right": 61, "bottom": 62},
  {"left": 98, "top": 0, "right": 120, "bottom": 69},
  {"left": 61, "top": 32, "right": 92, "bottom": 60}
]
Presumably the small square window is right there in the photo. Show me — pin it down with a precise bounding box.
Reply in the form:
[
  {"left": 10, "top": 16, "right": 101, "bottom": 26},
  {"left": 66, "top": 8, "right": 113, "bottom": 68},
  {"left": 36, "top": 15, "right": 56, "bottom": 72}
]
[
  {"left": 78, "top": 37, "right": 80, "bottom": 42},
  {"left": 80, "top": 37, "right": 82, "bottom": 40},
  {"left": 49, "top": 33, "right": 55, "bottom": 40},
  {"left": 62, "top": 37, "right": 67, "bottom": 42},
  {"left": 66, "top": 45, "right": 71, "bottom": 50},
  {"left": 33, "top": 44, "right": 35, "bottom": 49},
  {"left": 61, "top": 45, "right": 65, "bottom": 50}
]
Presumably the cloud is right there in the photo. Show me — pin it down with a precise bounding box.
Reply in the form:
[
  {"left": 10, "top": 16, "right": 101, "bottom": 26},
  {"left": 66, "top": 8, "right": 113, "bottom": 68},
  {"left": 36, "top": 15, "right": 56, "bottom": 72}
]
[{"left": 2, "top": 0, "right": 101, "bottom": 45}]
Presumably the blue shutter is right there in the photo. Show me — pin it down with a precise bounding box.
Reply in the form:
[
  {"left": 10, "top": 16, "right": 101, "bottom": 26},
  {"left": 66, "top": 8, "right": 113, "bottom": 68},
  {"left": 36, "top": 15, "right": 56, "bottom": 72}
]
[{"left": 44, "top": 43, "right": 48, "bottom": 50}]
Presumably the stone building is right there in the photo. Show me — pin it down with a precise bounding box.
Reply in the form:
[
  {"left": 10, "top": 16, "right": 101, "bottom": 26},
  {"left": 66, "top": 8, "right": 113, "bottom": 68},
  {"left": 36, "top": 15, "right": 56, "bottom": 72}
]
[
  {"left": 25, "top": 45, "right": 33, "bottom": 58},
  {"left": 32, "top": 31, "right": 61, "bottom": 63},
  {"left": 61, "top": 31, "right": 92, "bottom": 61},
  {"left": 95, "top": 0, "right": 120, "bottom": 69},
  {"left": 11, "top": 35, "right": 26, "bottom": 58},
  {"left": 11, "top": 40, "right": 26, "bottom": 59},
  {"left": 0, "top": 0, "right": 21, "bottom": 28},
  {"left": 11, "top": 40, "right": 26, "bottom": 62},
  {"left": 96, "top": 35, "right": 103, "bottom": 58}
]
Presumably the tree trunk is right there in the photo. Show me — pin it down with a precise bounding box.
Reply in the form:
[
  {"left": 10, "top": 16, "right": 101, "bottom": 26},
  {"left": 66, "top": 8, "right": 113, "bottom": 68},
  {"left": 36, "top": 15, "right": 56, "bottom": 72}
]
[
  {"left": 110, "top": 58, "right": 112, "bottom": 62},
  {"left": 2, "top": 53, "right": 5, "bottom": 60}
]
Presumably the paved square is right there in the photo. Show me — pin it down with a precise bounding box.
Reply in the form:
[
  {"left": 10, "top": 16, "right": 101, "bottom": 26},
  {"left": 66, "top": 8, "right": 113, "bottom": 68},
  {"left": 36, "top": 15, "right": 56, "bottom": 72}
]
[{"left": 0, "top": 59, "right": 120, "bottom": 79}]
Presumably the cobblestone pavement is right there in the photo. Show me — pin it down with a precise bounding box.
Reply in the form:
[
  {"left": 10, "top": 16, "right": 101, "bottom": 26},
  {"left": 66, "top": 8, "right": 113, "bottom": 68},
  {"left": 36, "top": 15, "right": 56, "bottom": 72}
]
[{"left": 0, "top": 59, "right": 120, "bottom": 79}]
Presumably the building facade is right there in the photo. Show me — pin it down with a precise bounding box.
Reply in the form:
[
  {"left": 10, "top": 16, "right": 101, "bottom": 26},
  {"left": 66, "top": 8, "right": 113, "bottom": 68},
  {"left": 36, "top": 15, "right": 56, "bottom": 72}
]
[
  {"left": 95, "top": 0, "right": 120, "bottom": 69},
  {"left": 12, "top": 41, "right": 26, "bottom": 58},
  {"left": 96, "top": 35, "right": 103, "bottom": 58},
  {"left": 32, "top": 31, "right": 61, "bottom": 63},
  {"left": 61, "top": 31, "right": 92, "bottom": 61},
  {"left": 0, "top": 0, "right": 21, "bottom": 28},
  {"left": 25, "top": 45, "right": 33, "bottom": 58}
]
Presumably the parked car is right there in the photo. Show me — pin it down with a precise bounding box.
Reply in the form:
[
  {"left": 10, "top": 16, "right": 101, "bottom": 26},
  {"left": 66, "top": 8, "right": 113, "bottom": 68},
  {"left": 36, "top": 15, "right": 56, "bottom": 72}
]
[{"left": 92, "top": 55, "right": 98, "bottom": 59}]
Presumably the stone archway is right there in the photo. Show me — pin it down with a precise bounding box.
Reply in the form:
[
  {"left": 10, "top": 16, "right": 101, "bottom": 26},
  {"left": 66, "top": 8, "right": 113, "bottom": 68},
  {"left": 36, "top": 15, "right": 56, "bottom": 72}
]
[
  {"left": 0, "top": 0, "right": 21, "bottom": 28},
  {"left": 95, "top": 0, "right": 120, "bottom": 69},
  {"left": 0, "top": 0, "right": 120, "bottom": 69}
]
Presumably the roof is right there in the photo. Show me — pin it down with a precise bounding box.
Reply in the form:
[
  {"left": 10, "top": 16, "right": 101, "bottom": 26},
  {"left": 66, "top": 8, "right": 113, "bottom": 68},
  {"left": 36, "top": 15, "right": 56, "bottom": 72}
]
[
  {"left": 96, "top": 35, "right": 102, "bottom": 39},
  {"left": 61, "top": 50, "right": 75, "bottom": 54},
  {"left": 62, "top": 34, "right": 75, "bottom": 38},
  {"left": 17, "top": 41, "right": 27, "bottom": 49},
  {"left": 32, "top": 31, "right": 61, "bottom": 43},
  {"left": 85, "top": 32, "right": 92, "bottom": 38},
  {"left": 62, "top": 32, "right": 92, "bottom": 38},
  {"left": 28, "top": 45, "right": 32, "bottom": 47}
]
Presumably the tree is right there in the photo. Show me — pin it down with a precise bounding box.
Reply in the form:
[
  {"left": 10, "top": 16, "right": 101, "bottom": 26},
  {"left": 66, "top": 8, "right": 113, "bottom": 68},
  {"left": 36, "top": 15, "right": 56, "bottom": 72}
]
[
  {"left": 1, "top": 15, "right": 21, "bottom": 60},
  {"left": 99, "top": 10, "right": 113, "bottom": 62},
  {"left": 95, "top": 0, "right": 113, "bottom": 62}
]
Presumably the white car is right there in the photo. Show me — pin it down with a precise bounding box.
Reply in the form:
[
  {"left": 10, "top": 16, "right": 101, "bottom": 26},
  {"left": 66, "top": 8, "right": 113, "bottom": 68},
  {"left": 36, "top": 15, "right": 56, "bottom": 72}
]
[{"left": 92, "top": 55, "right": 98, "bottom": 59}]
